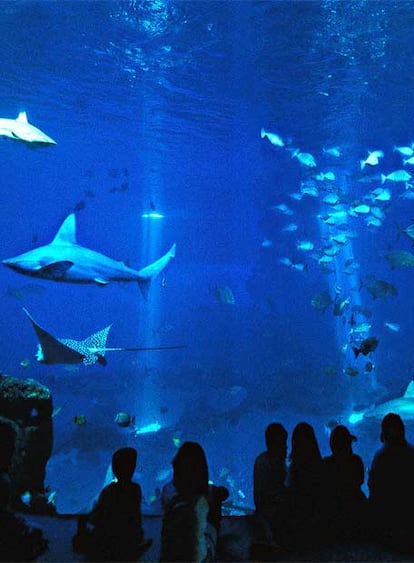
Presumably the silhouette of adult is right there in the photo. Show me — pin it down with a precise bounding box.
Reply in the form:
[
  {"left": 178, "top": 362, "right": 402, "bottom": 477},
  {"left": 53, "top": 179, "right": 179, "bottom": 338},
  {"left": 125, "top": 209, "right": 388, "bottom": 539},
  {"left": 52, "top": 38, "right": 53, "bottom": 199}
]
[
  {"left": 160, "top": 441, "right": 222, "bottom": 562},
  {"left": 323, "top": 425, "right": 367, "bottom": 542},
  {"left": 0, "top": 421, "right": 48, "bottom": 561},
  {"left": 74, "top": 447, "right": 151, "bottom": 561},
  {"left": 285, "top": 421, "right": 325, "bottom": 549},
  {"left": 368, "top": 412, "right": 414, "bottom": 550},
  {"left": 253, "top": 422, "right": 288, "bottom": 543}
]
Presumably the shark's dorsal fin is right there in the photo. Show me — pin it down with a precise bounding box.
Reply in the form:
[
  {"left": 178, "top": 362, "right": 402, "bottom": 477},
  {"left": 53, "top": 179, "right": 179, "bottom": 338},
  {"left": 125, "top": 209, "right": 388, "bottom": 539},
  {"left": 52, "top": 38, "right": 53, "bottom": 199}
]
[
  {"left": 51, "top": 214, "right": 77, "bottom": 246},
  {"left": 403, "top": 380, "right": 414, "bottom": 398},
  {"left": 16, "top": 111, "right": 28, "bottom": 123}
]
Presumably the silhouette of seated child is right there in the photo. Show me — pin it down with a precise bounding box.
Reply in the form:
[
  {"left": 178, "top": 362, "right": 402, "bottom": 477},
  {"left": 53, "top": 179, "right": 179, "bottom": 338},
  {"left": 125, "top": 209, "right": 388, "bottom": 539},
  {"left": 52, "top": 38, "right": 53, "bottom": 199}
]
[
  {"left": 74, "top": 447, "right": 152, "bottom": 561},
  {"left": 0, "top": 421, "right": 48, "bottom": 561}
]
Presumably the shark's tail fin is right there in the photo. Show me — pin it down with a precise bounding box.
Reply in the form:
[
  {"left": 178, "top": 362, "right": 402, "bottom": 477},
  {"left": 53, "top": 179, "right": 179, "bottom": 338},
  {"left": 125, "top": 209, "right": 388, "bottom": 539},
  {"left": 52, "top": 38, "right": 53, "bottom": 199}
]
[{"left": 137, "top": 243, "right": 176, "bottom": 299}]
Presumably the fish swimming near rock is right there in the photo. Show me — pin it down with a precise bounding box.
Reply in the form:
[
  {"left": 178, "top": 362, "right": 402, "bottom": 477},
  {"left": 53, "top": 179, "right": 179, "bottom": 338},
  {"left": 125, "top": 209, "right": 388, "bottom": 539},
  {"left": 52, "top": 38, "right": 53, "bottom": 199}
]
[
  {"left": 0, "top": 111, "right": 56, "bottom": 145},
  {"left": 2, "top": 214, "right": 176, "bottom": 299},
  {"left": 22, "top": 308, "right": 185, "bottom": 366},
  {"left": 363, "top": 381, "right": 414, "bottom": 422}
]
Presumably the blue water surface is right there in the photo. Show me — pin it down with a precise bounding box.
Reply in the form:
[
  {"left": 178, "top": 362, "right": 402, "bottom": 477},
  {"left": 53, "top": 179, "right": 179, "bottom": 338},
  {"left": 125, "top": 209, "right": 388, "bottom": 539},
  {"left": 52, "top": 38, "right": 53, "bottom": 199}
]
[{"left": 1, "top": 0, "right": 414, "bottom": 513}]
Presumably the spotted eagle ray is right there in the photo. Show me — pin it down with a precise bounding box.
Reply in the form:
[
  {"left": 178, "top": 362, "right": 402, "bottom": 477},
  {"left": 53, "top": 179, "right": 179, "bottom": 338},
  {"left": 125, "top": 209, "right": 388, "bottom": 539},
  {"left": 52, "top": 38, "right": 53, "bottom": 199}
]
[
  {"left": 0, "top": 111, "right": 56, "bottom": 145},
  {"left": 23, "top": 308, "right": 185, "bottom": 366},
  {"left": 3, "top": 214, "right": 176, "bottom": 299}
]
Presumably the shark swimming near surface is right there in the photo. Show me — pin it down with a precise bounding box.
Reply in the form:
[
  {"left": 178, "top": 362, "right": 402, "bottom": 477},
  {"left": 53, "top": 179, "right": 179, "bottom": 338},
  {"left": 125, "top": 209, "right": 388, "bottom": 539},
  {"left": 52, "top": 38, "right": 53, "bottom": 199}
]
[
  {"left": 23, "top": 308, "right": 185, "bottom": 366},
  {"left": 0, "top": 111, "right": 56, "bottom": 145},
  {"left": 2, "top": 214, "right": 176, "bottom": 298}
]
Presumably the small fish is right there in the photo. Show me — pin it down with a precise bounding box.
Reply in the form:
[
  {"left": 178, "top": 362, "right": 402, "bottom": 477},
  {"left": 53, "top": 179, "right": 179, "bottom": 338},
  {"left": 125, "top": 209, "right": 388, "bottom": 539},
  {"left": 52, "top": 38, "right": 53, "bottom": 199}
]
[
  {"left": 385, "top": 250, "right": 414, "bottom": 269},
  {"left": 73, "top": 200, "right": 86, "bottom": 212},
  {"left": 365, "top": 361, "right": 375, "bottom": 373},
  {"left": 381, "top": 170, "right": 412, "bottom": 184},
  {"left": 211, "top": 284, "right": 235, "bottom": 305},
  {"left": 400, "top": 223, "right": 414, "bottom": 242},
  {"left": 261, "top": 238, "right": 273, "bottom": 248},
  {"left": 288, "top": 192, "right": 303, "bottom": 201},
  {"left": 281, "top": 222, "right": 298, "bottom": 232},
  {"left": 296, "top": 240, "right": 314, "bottom": 251},
  {"left": 366, "top": 216, "right": 382, "bottom": 228},
  {"left": 272, "top": 203, "right": 294, "bottom": 215},
  {"left": 344, "top": 366, "right": 359, "bottom": 377},
  {"left": 156, "top": 468, "right": 172, "bottom": 482},
  {"left": 403, "top": 156, "right": 414, "bottom": 166},
  {"left": 365, "top": 278, "right": 397, "bottom": 299},
  {"left": 260, "top": 127, "right": 284, "bottom": 147},
  {"left": 350, "top": 322, "right": 372, "bottom": 334},
  {"left": 384, "top": 322, "right": 400, "bottom": 332},
  {"left": 311, "top": 291, "right": 333, "bottom": 312},
  {"left": 172, "top": 437, "right": 182, "bottom": 448},
  {"left": 20, "top": 358, "right": 30, "bottom": 369},
  {"left": 133, "top": 421, "right": 162, "bottom": 435},
  {"left": 73, "top": 415, "right": 86, "bottom": 426},
  {"left": 333, "top": 296, "right": 351, "bottom": 317},
  {"left": 360, "top": 150, "right": 384, "bottom": 170},
  {"left": 161, "top": 276, "right": 167, "bottom": 287},
  {"left": 292, "top": 151, "right": 317, "bottom": 168},
  {"left": 371, "top": 187, "right": 391, "bottom": 202},
  {"left": 394, "top": 145, "right": 414, "bottom": 157},
  {"left": 349, "top": 203, "right": 370, "bottom": 215},
  {"left": 323, "top": 193, "right": 340, "bottom": 205},
  {"left": 315, "top": 171, "right": 335, "bottom": 181},
  {"left": 114, "top": 412, "right": 135, "bottom": 428},
  {"left": 301, "top": 185, "right": 319, "bottom": 197},
  {"left": 353, "top": 336, "right": 379, "bottom": 358},
  {"left": 323, "top": 147, "right": 341, "bottom": 157}
]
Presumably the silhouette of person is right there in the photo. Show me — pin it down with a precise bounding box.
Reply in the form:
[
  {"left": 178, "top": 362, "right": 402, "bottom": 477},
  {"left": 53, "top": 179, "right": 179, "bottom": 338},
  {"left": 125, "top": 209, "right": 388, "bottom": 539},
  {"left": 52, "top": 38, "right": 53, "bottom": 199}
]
[
  {"left": 253, "top": 422, "right": 288, "bottom": 543},
  {"left": 368, "top": 412, "right": 414, "bottom": 550},
  {"left": 160, "top": 441, "right": 224, "bottom": 562},
  {"left": 74, "top": 447, "right": 151, "bottom": 561},
  {"left": 285, "top": 421, "right": 325, "bottom": 549},
  {"left": 0, "top": 421, "right": 48, "bottom": 561},
  {"left": 323, "top": 425, "right": 367, "bottom": 542}
]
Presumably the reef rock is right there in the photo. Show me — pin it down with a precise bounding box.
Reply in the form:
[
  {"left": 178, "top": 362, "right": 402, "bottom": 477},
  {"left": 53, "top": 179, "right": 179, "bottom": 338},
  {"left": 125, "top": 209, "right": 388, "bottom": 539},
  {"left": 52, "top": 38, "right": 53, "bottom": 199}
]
[{"left": 0, "top": 373, "right": 54, "bottom": 513}]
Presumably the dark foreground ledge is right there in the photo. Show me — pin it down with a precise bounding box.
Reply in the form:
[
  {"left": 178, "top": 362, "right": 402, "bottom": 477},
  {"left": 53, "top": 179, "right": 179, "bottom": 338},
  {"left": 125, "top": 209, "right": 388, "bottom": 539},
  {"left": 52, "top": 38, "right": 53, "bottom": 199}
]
[{"left": 23, "top": 513, "right": 414, "bottom": 562}]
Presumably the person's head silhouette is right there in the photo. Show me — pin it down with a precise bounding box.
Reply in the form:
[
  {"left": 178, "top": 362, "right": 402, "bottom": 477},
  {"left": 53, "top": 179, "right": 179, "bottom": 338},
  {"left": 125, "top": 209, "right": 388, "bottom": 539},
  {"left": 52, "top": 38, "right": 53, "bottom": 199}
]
[{"left": 112, "top": 447, "right": 137, "bottom": 483}]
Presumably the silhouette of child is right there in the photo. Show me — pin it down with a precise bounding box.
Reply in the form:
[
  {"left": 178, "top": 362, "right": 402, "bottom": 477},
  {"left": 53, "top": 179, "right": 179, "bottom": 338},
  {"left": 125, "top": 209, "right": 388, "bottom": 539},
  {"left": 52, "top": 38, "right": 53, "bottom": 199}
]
[{"left": 74, "top": 447, "right": 152, "bottom": 561}]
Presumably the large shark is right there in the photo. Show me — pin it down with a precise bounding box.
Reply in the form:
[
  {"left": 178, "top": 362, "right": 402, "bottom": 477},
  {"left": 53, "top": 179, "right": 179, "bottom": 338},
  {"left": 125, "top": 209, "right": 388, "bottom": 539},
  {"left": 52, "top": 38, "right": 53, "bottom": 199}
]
[
  {"left": 3, "top": 214, "right": 176, "bottom": 298},
  {"left": 0, "top": 111, "right": 56, "bottom": 145},
  {"left": 23, "top": 308, "right": 185, "bottom": 366},
  {"left": 348, "top": 381, "right": 414, "bottom": 425}
]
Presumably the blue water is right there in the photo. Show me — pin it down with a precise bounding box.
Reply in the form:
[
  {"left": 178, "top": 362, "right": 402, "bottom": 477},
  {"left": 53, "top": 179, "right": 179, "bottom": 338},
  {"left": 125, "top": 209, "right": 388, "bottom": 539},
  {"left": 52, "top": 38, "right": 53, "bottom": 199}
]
[{"left": 1, "top": 0, "right": 414, "bottom": 513}]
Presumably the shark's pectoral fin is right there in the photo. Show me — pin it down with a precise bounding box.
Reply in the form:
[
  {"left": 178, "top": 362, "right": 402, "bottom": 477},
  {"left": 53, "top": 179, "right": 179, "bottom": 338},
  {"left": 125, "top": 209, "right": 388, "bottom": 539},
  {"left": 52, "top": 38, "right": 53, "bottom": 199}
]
[
  {"left": 36, "top": 260, "right": 74, "bottom": 279},
  {"left": 94, "top": 277, "right": 109, "bottom": 285}
]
